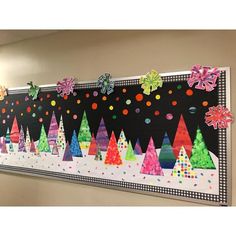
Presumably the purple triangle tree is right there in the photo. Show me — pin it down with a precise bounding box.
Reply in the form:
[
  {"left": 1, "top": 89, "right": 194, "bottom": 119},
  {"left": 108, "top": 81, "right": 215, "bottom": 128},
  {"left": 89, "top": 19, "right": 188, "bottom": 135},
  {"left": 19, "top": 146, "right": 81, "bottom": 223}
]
[
  {"left": 62, "top": 141, "right": 73, "bottom": 161},
  {"left": 18, "top": 125, "right": 26, "bottom": 152},
  {"left": 140, "top": 137, "right": 164, "bottom": 176},
  {"left": 96, "top": 117, "right": 109, "bottom": 151},
  {"left": 1, "top": 137, "right": 8, "bottom": 154},
  {"left": 134, "top": 138, "right": 142, "bottom": 155},
  {"left": 48, "top": 111, "right": 59, "bottom": 145}
]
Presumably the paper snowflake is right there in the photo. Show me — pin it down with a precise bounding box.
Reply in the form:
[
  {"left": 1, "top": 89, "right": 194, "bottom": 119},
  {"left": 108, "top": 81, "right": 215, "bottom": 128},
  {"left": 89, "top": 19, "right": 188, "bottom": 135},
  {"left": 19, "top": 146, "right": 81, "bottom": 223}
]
[
  {"left": 205, "top": 105, "right": 233, "bottom": 129},
  {"left": 56, "top": 78, "right": 75, "bottom": 97},
  {"left": 139, "top": 70, "right": 163, "bottom": 95},
  {"left": 27, "top": 81, "right": 40, "bottom": 100},
  {"left": 0, "top": 85, "right": 7, "bottom": 101},
  {"left": 187, "top": 65, "right": 220, "bottom": 92},
  {"left": 97, "top": 73, "right": 114, "bottom": 95}
]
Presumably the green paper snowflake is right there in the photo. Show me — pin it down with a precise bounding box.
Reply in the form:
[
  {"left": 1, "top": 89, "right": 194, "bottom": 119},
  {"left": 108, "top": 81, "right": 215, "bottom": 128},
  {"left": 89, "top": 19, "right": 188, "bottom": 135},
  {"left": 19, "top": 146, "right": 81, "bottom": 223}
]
[
  {"left": 139, "top": 70, "right": 163, "bottom": 95},
  {"left": 27, "top": 81, "right": 40, "bottom": 100}
]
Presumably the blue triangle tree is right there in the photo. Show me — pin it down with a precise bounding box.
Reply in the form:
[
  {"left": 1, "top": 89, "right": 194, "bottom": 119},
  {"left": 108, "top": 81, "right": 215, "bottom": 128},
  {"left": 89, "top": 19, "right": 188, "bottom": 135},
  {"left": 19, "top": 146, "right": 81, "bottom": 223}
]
[{"left": 70, "top": 130, "right": 83, "bottom": 157}]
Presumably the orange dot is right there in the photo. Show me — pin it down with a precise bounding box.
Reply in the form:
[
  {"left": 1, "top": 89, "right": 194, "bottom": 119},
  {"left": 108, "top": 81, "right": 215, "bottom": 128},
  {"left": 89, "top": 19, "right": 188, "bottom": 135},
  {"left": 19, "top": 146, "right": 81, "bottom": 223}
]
[
  {"left": 45, "top": 111, "right": 49, "bottom": 116},
  {"left": 102, "top": 96, "right": 107, "bottom": 101},
  {"left": 2, "top": 108, "right": 6, "bottom": 114},
  {"left": 202, "top": 101, "right": 208, "bottom": 107},
  {"left": 122, "top": 88, "right": 127, "bottom": 93},
  {"left": 186, "top": 89, "right": 193, "bottom": 96},
  {"left": 63, "top": 95, "right": 68, "bottom": 100},
  {"left": 168, "top": 90, "right": 173, "bottom": 94},
  {"left": 154, "top": 110, "right": 160, "bottom": 116},
  {"left": 122, "top": 109, "right": 129, "bottom": 115},
  {"left": 77, "top": 99, "right": 81, "bottom": 104},
  {"left": 92, "top": 103, "right": 98, "bottom": 110},
  {"left": 172, "top": 101, "right": 177, "bottom": 106},
  {"left": 146, "top": 101, "right": 152, "bottom": 107},
  {"left": 135, "top": 93, "right": 143, "bottom": 102},
  {"left": 85, "top": 93, "right": 90, "bottom": 98}
]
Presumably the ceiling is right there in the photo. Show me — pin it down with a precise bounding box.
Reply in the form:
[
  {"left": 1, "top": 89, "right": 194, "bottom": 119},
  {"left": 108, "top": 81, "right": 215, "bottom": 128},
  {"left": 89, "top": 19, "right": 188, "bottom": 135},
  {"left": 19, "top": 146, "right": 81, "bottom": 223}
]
[{"left": 0, "top": 30, "right": 58, "bottom": 46}]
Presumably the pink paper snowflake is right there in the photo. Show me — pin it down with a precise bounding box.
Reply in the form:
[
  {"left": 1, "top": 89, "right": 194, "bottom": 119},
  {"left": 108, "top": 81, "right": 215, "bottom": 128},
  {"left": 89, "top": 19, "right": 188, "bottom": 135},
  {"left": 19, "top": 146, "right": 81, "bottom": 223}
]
[
  {"left": 205, "top": 105, "right": 233, "bottom": 129},
  {"left": 187, "top": 65, "right": 220, "bottom": 92},
  {"left": 56, "top": 78, "right": 75, "bottom": 97}
]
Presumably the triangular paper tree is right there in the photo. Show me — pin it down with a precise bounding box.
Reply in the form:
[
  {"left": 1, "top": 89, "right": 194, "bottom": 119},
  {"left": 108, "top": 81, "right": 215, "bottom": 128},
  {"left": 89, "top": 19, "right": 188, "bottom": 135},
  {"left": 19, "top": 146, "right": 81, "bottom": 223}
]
[
  {"left": 62, "top": 141, "right": 73, "bottom": 161},
  {"left": 5, "top": 127, "right": 10, "bottom": 144},
  {"left": 125, "top": 141, "right": 137, "bottom": 161},
  {"left": 95, "top": 145, "right": 102, "bottom": 161},
  {"left": 25, "top": 126, "right": 31, "bottom": 152},
  {"left": 10, "top": 116, "right": 20, "bottom": 143},
  {"left": 30, "top": 139, "right": 36, "bottom": 153},
  {"left": 78, "top": 111, "right": 92, "bottom": 149},
  {"left": 52, "top": 141, "right": 59, "bottom": 155},
  {"left": 0, "top": 138, "right": 2, "bottom": 149},
  {"left": 18, "top": 126, "right": 26, "bottom": 152},
  {"left": 1, "top": 137, "right": 8, "bottom": 154},
  {"left": 70, "top": 130, "right": 83, "bottom": 157},
  {"left": 96, "top": 117, "right": 109, "bottom": 151},
  {"left": 9, "top": 140, "right": 14, "bottom": 152},
  {"left": 159, "top": 132, "right": 176, "bottom": 169},
  {"left": 117, "top": 129, "right": 128, "bottom": 152},
  {"left": 38, "top": 125, "right": 51, "bottom": 152},
  {"left": 172, "top": 115, "right": 192, "bottom": 158},
  {"left": 171, "top": 146, "right": 197, "bottom": 178},
  {"left": 190, "top": 127, "right": 215, "bottom": 169},
  {"left": 140, "top": 137, "right": 164, "bottom": 176},
  {"left": 88, "top": 133, "right": 97, "bottom": 155},
  {"left": 104, "top": 131, "right": 122, "bottom": 165},
  {"left": 134, "top": 138, "right": 142, "bottom": 155},
  {"left": 57, "top": 115, "right": 66, "bottom": 150},
  {"left": 48, "top": 111, "right": 59, "bottom": 145}
]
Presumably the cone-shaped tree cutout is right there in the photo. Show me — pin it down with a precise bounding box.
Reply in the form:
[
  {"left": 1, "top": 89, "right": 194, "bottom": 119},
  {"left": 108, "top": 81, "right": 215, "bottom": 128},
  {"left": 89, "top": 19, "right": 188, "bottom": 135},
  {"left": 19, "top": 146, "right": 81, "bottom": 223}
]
[
  {"left": 18, "top": 125, "right": 26, "bottom": 152},
  {"left": 96, "top": 117, "right": 109, "bottom": 151},
  {"left": 48, "top": 111, "right": 59, "bottom": 145},
  {"left": 125, "top": 141, "right": 136, "bottom": 161},
  {"left": 30, "top": 139, "right": 36, "bottom": 153},
  {"left": 78, "top": 111, "right": 92, "bottom": 149},
  {"left": 134, "top": 138, "right": 142, "bottom": 155},
  {"left": 63, "top": 141, "right": 73, "bottom": 161},
  {"left": 70, "top": 130, "right": 83, "bottom": 157},
  {"left": 117, "top": 129, "right": 128, "bottom": 152},
  {"left": 10, "top": 116, "right": 20, "bottom": 143},
  {"left": 25, "top": 126, "right": 31, "bottom": 152},
  {"left": 104, "top": 131, "right": 122, "bottom": 165},
  {"left": 0, "top": 138, "right": 2, "bottom": 149},
  {"left": 159, "top": 132, "right": 176, "bottom": 169},
  {"left": 172, "top": 115, "right": 192, "bottom": 158},
  {"left": 38, "top": 125, "right": 50, "bottom": 152},
  {"left": 9, "top": 140, "right": 14, "bottom": 152},
  {"left": 95, "top": 145, "right": 102, "bottom": 161},
  {"left": 1, "top": 137, "right": 8, "bottom": 154},
  {"left": 88, "top": 133, "right": 97, "bottom": 155},
  {"left": 140, "top": 137, "right": 163, "bottom": 176},
  {"left": 171, "top": 146, "right": 197, "bottom": 178},
  {"left": 5, "top": 127, "right": 10, "bottom": 144},
  {"left": 52, "top": 141, "right": 59, "bottom": 155},
  {"left": 57, "top": 115, "right": 66, "bottom": 150},
  {"left": 190, "top": 127, "right": 215, "bottom": 169}
]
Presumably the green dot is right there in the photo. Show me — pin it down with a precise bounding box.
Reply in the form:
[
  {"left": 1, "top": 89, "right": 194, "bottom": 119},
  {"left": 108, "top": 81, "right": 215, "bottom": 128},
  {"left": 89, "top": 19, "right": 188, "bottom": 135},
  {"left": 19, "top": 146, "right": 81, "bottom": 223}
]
[
  {"left": 177, "top": 84, "right": 182, "bottom": 90},
  {"left": 32, "top": 113, "right": 36, "bottom": 117},
  {"left": 112, "top": 115, "right": 117, "bottom": 120},
  {"left": 126, "top": 99, "right": 131, "bottom": 105}
]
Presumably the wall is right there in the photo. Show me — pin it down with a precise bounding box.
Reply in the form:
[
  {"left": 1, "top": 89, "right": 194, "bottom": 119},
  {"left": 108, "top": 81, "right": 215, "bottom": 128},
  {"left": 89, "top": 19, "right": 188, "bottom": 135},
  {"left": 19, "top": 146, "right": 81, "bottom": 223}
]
[{"left": 0, "top": 30, "right": 235, "bottom": 206}]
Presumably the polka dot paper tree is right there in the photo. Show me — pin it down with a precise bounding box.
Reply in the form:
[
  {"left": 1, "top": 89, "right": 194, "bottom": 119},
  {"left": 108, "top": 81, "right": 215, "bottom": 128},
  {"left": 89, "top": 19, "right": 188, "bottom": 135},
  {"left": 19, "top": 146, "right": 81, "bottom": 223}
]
[
  {"left": 57, "top": 115, "right": 66, "bottom": 150},
  {"left": 18, "top": 125, "right": 26, "bottom": 152},
  {"left": 48, "top": 111, "right": 59, "bottom": 145},
  {"left": 25, "top": 126, "right": 31, "bottom": 152},
  {"left": 117, "top": 129, "right": 128, "bottom": 153},
  {"left": 38, "top": 125, "right": 50, "bottom": 152}
]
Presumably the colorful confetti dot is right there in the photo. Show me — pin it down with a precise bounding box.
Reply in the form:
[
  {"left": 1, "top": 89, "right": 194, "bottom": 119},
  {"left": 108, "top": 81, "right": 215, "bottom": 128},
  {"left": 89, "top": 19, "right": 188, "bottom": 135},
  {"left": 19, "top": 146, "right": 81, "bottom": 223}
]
[
  {"left": 32, "top": 113, "right": 36, "bottom": 117},
  {"left": 135, "top": 108, "right": 140, "bottom": 113},
  {"left": 45, "top": 111, "right": 49, "bottom": 116},
  {"left": 112, "top": 115, "right": 117, "bottom": 120},
  {"left": 58, "top": 106, "right": 62, "bottom": 111},
  {"left": 145, "top": 118, "right": 151, "bottom": 124},
  {"left": 26, "top": 106, "right": 31, "bottom": 113},
  {"left": 168, "top": 90, "right": 173, "bottom": 94},
  {"left": 177, "top": 85, "right": 182, "bottom": 90},
  {"left": 77, "top": 99, "right": 81, "bottom": 104},
  {"left": 51, "top": 100, "right": 56, "bottom": 106},
  {"left": 126, "top": 99, "right": 131, "bottom": 105},
  {"left": 16, "top": 100, "right": 19, "bottom": 105},
  {"left": 172, "top": 100, "right": 177, "bottom": 106},
  {"left": 39, "top": 118, "right": 43, "bottom": 123},
  {"left": 46, "top": 94, "right": 51, "bottom": 98},
  {"left": 122, "top": 88, "right": 127, "bottom": 93},
  {"left": 93, "top": 91, "right": 98, "bottom": 97},
  {"left": 146, "top": 101, "right": 151, "bottom": 107},
  {"left": 91, "top": 103, "right": 98, "bottom": 110},
  {"left": 154, "top": 110, "right": 160, "bottom": 116},
  {"left": 116, "top": 97, "right": 120, "bottom": 101},
  {"left": 166, "top": 113, "right": 173, "bottom": 120},
  {"left": 66, "top": 110, "right": 70, "bottom": 114},
  {"left": 38, "top": 106, "right": 43, "bottom": 111},
  {"left": 155, "top": 94, "right": 161, "bottom": 100},
  {"left": 202, "top": 101, "right": 208, "bottom": 107},
  {"left": 122, "top": 109, "right": 129, "bottom": 115},
  {"left": 73, "top": 114, "right": 78, "bottom": 120},
  {"left": 135, "top": 93, "right": 143, "bottom": 102},
  {"left": 1, "top": 108, "right": 6, "bottom": 114},
  {"left": 102, "top": 96, "right": 107, "bottom": 101},
  {"left": 2, "top": 119, "right": 6, "bottom": 124},
  {"left": 189, "top": 106, "right": 197, "bottom": 114},
  {"left": 63, "top": 95, "right": 68, "bottom": 100},
  {"left": 109, "top": 105, "right": 114, "bottom": 111},
  {"left": 186, "top": 89, "right": 193, "bottom": 96},
  {"left": 85, "top": 93, "right": 90, "bottom": 98}
]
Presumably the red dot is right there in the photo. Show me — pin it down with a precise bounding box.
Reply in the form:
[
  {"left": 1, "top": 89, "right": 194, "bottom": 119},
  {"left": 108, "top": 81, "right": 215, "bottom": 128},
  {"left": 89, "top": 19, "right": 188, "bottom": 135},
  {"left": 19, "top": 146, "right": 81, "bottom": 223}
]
[
  {"left": 39, "top": 118, "right": 43, "bottom": 123},
  {"left": 46, "top": 94, "right": 51, "bottom": 98},
  {"left": 122, "top": 109, "right": 129, "bottom": 115},
  {"left": 116, "top": 97, "right": 120, "bottom": 101},
  {"left": 63, "top": 95, "right": 68, "bottom": 100},
  {"left": 16, "top": 100, "right": 20, "bottom": 105},
  {"left": 91, "top": 103, "right": 98, "bottom": 110},
  {"left": 26, "top": 106, "right": 31, "bottom": 113},
  {"left": 45, "top": 111, "right": 49, "bottom": 116},
  {"left": 172, "top": 101, "right": 177, "bottom": 106},
  {"left": 186, "top": 89, "right": 193, "bottom": 96},
  {"left": 135, "top": 93, "right": 143, "bottom": 102},
  {"left": 85, "top": 93, "right": 90, "bottom": 98},
  {"left": 154, "top": 110, "right": 160, "bottom": 116},
  {"left": 2, "top": 108, "right": 6, "bottom": 114}
]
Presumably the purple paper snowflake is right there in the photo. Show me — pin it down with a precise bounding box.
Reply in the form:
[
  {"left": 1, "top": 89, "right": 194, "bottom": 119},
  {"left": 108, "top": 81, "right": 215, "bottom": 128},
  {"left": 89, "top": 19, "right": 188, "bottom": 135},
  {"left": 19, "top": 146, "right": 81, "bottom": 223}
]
[
  {"left": 205, "top": 105, "right": 233, "bottom": 129},
  {"left": 187, "top": 65, "right": 220, "bottom": 92},
  {"left": 56, "top": 78, "right": 75, "bottom": 97}
]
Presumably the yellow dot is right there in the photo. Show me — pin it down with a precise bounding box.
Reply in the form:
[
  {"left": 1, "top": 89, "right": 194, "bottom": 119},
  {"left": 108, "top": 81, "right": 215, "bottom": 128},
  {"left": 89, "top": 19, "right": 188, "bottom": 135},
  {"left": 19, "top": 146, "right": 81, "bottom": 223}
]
[
  {"left": 66, "top": 110, "right": 70, "bottom": 114},
  {"left": 51, "top": 100, "right": 56, "bottom": 106},
  {"left": 109, "top": 106, "right": 114, "bottom": 111},
  {"left": 155, "top": 94, "right": 161, "bottom": 100},
  {"left": 77, "top": 99, "right": 81, "bottom": 104}
]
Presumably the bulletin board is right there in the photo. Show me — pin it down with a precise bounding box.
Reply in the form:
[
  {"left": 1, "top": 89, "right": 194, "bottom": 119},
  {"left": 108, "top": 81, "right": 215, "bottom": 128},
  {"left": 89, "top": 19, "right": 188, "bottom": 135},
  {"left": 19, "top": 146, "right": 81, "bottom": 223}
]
[{"left": 0, "top": 68, "right": 231, "bottom": 206}]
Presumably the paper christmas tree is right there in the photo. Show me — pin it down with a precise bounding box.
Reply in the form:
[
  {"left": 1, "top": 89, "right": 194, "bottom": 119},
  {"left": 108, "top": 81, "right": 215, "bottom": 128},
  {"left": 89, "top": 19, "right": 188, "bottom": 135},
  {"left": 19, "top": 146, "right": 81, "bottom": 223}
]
[
  {"left": 5, "top": 127, "right": 11, "bottom": 144},
  {"left": 104, "top": 131, "right": 122, "bottom": 165},
  {"left": 18, "top": 126, "right": 26, "bottom": 152},
  {"left": 1, "top": 137, "right": 8, "bottom": 154},
  {"left": 140, "top": 137, "right": 163, "bottom": 176},
  {"left": 48, "top": 111, "right": 59, "bottom": 145},
  {"left": 134, "top": 138, "right": 142, "bottom": 155},
  {"left": 63, "top": 141, "right": 73, "bottom": 161},
  {"left": 159, "top": 132, "right": 176, "bottom": 169},
  {"left": 172, "top": 115, "right": 192, "bottom": 158},
  {"left": 38, "top": 125, "right": 51, "bottom": 152},
  {"left": 78, "top": 111, "right": 92, "bottom": 149},
  {"left": 9, "top": 140, "right": 14, "bottom": 152},
  {"left": 52, "top": 141, "right": 59, "bottom": 155},
  {"left": 88, "top": 133, "right": 97, "bottom": 155},
  {"left": 95, "top": 145, "right": 102, "bottom": 161},
  {"left": 125, "top": 141, "right": 136, "bottom": 161},
  {"left": 70, "top": 130, "right": 83, "bottom": 157},
  {"left": 117, "top": 129, "right": 128, "bottom": 152},
  {"left": 171, "top": 146, "right": 197, "bottom": 178},
  {"left": 190, "top": 127, "right": 215, "bottom": 169},
  {"left": 0, "top": 138, "right": 2, "bottom": 149},
  {"left": 57, "top": 115, "right": 66, "bottom": 150},
  {"left": 30, "top": 139, "right": 36, "bottom": 153},
  {"left": 96, "top": 117, "right": 109, "bottom": 151},
  {"left": 25, "top": 126, "right": 31, "bottom": 152},
  {"left": 10, "top": 116, "right": 20, "bottom": 143}
]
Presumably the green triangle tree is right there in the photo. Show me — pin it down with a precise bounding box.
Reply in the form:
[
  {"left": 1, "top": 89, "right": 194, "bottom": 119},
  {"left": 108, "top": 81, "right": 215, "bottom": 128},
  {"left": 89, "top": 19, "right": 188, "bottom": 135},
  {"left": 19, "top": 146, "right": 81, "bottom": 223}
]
[
  {"left": 78, "top": 111, "right": 91, "bottom": 149},
  {"left": 190, "top": 127, "right": 215, "bottom": 169},
  {"left": 125, "top": 141, "right": 136, "bottom": 161},
  {"left": 38, "top": 125, "right": 51, "bottom": 152}
]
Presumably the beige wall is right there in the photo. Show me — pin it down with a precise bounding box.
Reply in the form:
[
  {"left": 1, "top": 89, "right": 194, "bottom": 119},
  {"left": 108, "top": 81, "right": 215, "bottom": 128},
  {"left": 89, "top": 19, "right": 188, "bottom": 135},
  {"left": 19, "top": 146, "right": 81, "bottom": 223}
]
[{"left": 0, "top": 30, "right": 235, "bottom": 206}]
